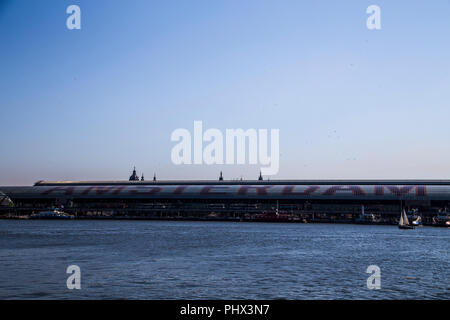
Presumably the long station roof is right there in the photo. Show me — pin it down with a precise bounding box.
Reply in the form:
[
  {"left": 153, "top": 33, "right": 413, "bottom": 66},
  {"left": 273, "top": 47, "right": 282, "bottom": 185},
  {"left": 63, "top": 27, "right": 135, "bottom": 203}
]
[
  {"left": 1, "top": 179, "right": 450, "bottom": 201},
  {"left": 34, "top": 179, "right": 450, "bottom": 186}
]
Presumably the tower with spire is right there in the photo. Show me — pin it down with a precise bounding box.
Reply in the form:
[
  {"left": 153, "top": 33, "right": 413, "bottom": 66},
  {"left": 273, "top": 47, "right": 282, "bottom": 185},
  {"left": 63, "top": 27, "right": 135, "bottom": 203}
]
[
  {"left": 258, "top": 171, "right": 263, "bottom": 181},
  {"left": 129, "top": 166, "right": 139, "bottom": 181},
  {"left": 219, "top": 171, "right": 223, "bottom": 181}
]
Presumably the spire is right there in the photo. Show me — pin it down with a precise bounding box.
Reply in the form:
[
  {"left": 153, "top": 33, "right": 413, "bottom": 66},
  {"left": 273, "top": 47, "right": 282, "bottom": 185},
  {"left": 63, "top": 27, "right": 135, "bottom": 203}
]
[
  {"left": 153, "top": 173, "right": 156, "bottom": 182},
  {"left": 258, "top": 170, "right": 263, "bottom": 181},
  {"left": 219, "top": 171, "right": 223, "bottom": 181},
  {"left": 129, "top": 166, "right": 139, "bottom": 181},
  {"left": 141, "top": 173, "right": 144, "bottom": 181}
]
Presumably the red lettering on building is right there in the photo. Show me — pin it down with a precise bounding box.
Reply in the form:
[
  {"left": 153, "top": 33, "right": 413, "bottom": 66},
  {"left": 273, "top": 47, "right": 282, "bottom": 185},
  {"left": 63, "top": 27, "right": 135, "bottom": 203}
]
[
  {"left": 375, "top": 186, "right": 426, "bottom": 197},
  {"left": 237, "top": 186, "right": 272, "bottom": 195},
  {"left": 200, "top": 186, "right": 230, "bottom": 195},
  {"left": 416, "top": 186, "right": 426, "bottom": 196},
  {"left": 385, "top": 186, "right": 415, "bottom": 196},
  {"left": 42, "top": 187, "right": 75, "bottom": 196},
  {"left": 281, "top": 186, "right": 319, "bottom": 196},
  {"left": 128, "top": 186, "right": 162, "bottom": 194},
  {"left": 174, "top": 186, "right": 188, "bottom": 194},
  {"left": 81, "top": 186, "right": 125, "bottom": 195},
  {"left": 374, "top": 186, "right": 384, "bottom": 196},
  {"left": 322, "top": 185, "right": 365, "bottom": 196}
]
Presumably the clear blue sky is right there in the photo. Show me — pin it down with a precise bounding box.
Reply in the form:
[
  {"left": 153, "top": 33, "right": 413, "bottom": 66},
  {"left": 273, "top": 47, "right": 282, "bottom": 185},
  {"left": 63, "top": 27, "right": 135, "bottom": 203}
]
[{"left": 1, "top": 0, "right": 450, "bottom": 185}]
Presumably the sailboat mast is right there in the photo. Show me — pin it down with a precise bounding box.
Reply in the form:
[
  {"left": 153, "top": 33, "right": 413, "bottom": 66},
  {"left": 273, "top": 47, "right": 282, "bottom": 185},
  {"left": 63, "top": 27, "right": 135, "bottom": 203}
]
[{"left": 399, "top": 200, "right": 404, "bottom": 226}]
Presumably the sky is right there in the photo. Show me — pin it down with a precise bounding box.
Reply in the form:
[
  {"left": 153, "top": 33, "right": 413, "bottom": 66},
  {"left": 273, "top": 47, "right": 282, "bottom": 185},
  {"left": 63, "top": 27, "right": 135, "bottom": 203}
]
[{"left": 1, "top": 0, "right": 450, "bottom": 185}]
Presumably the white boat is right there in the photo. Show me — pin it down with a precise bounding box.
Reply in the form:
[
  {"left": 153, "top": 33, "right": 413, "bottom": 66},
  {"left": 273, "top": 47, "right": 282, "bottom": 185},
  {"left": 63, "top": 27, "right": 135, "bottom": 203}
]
[{"left": 412, "top": 215, "right": 423, "bottom": 227}]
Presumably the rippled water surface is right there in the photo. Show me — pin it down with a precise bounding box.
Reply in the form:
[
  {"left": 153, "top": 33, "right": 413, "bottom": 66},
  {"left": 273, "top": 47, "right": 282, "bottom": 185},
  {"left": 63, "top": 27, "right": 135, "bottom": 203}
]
[{"left": 0, "top": 220, "right": 448, "bottom": 299}]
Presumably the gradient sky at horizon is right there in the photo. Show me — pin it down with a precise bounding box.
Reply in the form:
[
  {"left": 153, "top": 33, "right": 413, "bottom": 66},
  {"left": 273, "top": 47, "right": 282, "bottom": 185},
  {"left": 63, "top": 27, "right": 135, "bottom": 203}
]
[{"left": 1, "top": 0, "right": 450, "bottom": 185}]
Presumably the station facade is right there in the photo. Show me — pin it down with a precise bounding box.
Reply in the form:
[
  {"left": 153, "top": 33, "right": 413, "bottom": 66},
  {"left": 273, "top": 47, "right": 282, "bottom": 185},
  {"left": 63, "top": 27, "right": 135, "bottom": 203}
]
[{"left": 2, "top": 177, "right": 450, "bottom": 224}]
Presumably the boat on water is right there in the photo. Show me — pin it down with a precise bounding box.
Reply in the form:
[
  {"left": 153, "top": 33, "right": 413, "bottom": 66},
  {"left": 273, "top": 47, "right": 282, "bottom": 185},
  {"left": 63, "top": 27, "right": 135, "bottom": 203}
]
[
  {"left": 412, "top": 215, "right": 423, "bottom": 227},
  {"left": 252, "top": 200, "right": 291, "bottom": 222},
  {"left": 30, "top": 209, "right": 74, "bottom": 220},
  {"left": 398, "top": 209, "right": 415, "bottom": 229},
  {"left": 432, "top": 213, "right": 450, "bottom": 227},
  {"left": 355, "top": 205, "right": 380, "bottom": 224},
  {"left": 292, "top": 216, "right": 308, "bottom": 223}
]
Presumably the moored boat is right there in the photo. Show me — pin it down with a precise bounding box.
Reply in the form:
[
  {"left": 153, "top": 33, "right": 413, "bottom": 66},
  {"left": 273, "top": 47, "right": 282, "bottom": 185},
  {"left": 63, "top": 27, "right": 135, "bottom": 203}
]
[
  {"left": 432, "top": 214, "right": 450, "bottom": 227},
  {"left": 412, "top": 215, "right": 423, "bottom": 227},
  {"left": 30, "top": 209, "right": 74, "bottom": 220},
  {"left": 355, "top": 205, "right": 380, "bottom": 224}
]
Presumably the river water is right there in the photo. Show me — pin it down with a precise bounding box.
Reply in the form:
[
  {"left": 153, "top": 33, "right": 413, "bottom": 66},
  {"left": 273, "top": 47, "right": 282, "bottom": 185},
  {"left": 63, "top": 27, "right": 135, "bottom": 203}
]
[{"left": 0, "top": 220, "right": 448, "bottom": 299}]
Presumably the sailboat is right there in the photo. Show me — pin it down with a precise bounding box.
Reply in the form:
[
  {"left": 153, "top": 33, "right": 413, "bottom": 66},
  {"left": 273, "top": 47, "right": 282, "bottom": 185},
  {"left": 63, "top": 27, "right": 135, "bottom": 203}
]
[{"left": 398, "top": 209, "right": 415, "bottom": 229}]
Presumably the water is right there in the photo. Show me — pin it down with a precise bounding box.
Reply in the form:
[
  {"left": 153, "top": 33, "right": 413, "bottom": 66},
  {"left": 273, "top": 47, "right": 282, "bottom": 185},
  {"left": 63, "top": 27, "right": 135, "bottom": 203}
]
[{"left": 0, "top": 220, "right": 448, "bottom": 299}]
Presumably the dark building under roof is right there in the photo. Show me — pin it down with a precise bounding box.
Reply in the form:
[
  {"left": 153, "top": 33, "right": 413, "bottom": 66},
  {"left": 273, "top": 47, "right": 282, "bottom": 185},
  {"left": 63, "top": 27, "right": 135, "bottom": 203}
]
[{"left": 1, "top": 170, "right": 450, "bottom": 225}]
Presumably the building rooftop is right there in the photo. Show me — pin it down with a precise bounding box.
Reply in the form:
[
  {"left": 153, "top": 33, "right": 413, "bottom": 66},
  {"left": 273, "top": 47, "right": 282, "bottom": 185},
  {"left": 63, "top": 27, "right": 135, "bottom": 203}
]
[{"left": 33, "top": 179, "right": 450, "bottom": 186}]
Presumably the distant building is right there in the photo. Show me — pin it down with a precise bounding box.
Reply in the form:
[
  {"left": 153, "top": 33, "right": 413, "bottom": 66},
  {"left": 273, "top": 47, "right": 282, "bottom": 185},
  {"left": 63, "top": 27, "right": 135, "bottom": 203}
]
[
  {"left": 219, "top": 171, "right": 223, "bottom": 181},
  {"left": 258, "top": 171, "right": 263, "bottom": 181},
  {"left": 2, "top": 179, "right": 449, "bottom": 225}
]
